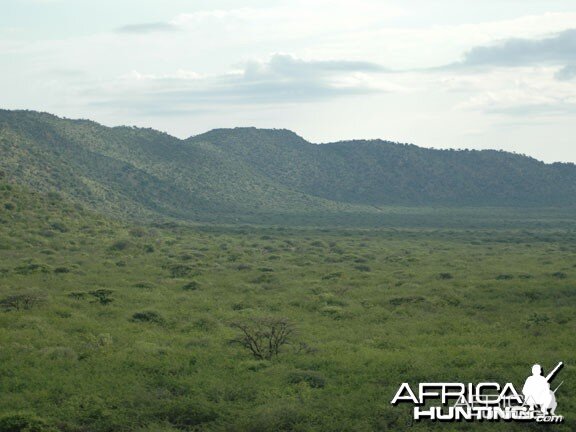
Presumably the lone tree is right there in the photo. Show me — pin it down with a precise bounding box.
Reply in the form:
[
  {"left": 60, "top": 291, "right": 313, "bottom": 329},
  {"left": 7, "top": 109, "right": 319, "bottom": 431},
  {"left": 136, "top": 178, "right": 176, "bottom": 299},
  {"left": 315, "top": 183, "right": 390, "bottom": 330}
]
[
  {"left": 231, "top": 317, "right": 295, "bottom": 360},
  {"left": 0, "top": 292, "right": 45, "bottom": 311}
]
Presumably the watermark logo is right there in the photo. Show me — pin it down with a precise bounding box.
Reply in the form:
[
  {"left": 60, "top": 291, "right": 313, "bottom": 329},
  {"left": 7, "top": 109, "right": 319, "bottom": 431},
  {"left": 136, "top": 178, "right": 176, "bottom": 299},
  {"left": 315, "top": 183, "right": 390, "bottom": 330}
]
[{"left": 391, "top": 362, "right": 564, "bottom": 423}]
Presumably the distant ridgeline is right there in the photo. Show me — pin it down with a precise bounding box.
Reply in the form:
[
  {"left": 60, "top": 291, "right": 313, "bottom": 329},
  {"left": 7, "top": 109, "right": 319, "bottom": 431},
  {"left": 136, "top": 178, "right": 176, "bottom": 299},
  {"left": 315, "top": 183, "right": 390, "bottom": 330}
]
[{"left": 1, "top": 109, "right": 575, "bottom": 223}]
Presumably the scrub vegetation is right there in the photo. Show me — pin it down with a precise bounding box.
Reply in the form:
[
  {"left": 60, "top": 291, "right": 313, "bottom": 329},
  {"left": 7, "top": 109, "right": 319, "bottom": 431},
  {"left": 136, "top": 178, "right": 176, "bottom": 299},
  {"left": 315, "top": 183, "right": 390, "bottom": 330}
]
[
  {"left": 2, "top": 109, "right": 576, "bottom": 225},
  {"left": 0, "top": 181, "right": 574, "bottom": 431}
]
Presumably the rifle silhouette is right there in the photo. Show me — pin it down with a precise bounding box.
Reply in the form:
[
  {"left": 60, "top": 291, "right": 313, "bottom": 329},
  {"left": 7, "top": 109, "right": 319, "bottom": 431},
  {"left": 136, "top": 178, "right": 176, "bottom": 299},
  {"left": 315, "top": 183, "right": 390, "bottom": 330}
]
[
  {"left": 545, "top": 362, "right": 563, "bottom": 382},
  {"left": 553, "top": 381, "right": 564, "bottom": 393}
]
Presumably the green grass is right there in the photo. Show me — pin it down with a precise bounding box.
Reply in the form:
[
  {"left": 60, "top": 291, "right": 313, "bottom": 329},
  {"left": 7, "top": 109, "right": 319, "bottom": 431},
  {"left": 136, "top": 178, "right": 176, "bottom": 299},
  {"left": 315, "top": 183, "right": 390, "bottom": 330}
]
[{"left": 0, "top": 182, "right": 575, "bottom": 431}]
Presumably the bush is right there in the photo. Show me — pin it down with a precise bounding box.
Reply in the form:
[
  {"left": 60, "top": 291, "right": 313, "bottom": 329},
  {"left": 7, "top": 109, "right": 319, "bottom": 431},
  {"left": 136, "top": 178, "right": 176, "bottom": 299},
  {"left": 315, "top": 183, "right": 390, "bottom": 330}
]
[
  {"left": 133, "top": 281, "right": 155, "bottom": 289},
  {"left": 168, "top": 264, "right": 195, "bottom": 278},
  {"left": 258, "top": 267, "right": 274, "bottom": 273},
  {"left": 231, "top": 317, "right": 295, "bottom": 360},
  {"left": 193, "top": 318, "right": 217, "bottom": 332},
  {"left": 527, "top": 313, "right": 550, "bottom": 326},
  {"left": 320, "top": 305, "right": 349, "bottom": 320},
  {"left": 322, "top": 272, "right": 343, "bottom": 280},
  {"left": 354, "top": 265, "right": 371, "bottom": 272},
  {"left": 46, "top": 192, "right": 62, "bottom": 202},
  {"left": 156, "top": 399, "right": 217, "bottom": 429},
  {"left": 49, "top": 221, "right": 69, "bottom": 233},
  {"left": 88, "top": 289, "right": 114, "bottom": 305},
  {"left": 439, "top": 272, "right": 453, "bottom": 280},
  {"left": 182, "top": 281, "right": 200, "bottom": 291},
  {"left": 0, "top": 413, "right": 57, "bottom": 432},
  {"left": 131, "top": 311, "right": 165, "bottom": 324},
  {"left": 0, "top": 293, "right": 45, "bottom": 311},
  {"left": 13, "top": 263, "right": 50, "bottom": 275},
  {"left": 251, "top": 274, "right": 275, "bottom": 284},
  {"left": 241, "top": 404, "right": 308, "bottom": 432},
  {"left": 109, "top": 240, "right": 130, "bottom": 251},
  {"left": 129, "top": 227, "right": 147, "bottom": 238},
  {"left": 40, "top": 346, "right": 78, "bottom": 361},
  {"left": 53, "top": 267, "right": 70, "bottom": 274},
  {"left": 389, "top": 296, "right": 425, "bottom": 306},
  {"left": 68, "top": 291, "right": 87, "bottom": 300},
  {"left": 287, "top": 370, "right": 326, "bottom": 388}
]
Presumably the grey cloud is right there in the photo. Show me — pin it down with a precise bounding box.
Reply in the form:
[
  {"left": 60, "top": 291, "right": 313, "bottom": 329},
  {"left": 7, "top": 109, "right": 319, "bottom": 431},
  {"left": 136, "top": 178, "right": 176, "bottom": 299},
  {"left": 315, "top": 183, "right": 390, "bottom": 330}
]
[
  {"left": 243, "top": 54, "right": 388, "bottom": 80},
  {"left": 115, "top": 22, "right": 179, "bottom": 34},
  {"left": 457, "top": 28, "right": 576, "bottom": 67},
  {"left": 555, "top": 64, "right": 576, "bottom": 81},
  {"left": 88, "top": 54, "right": 388, "bottom": 115}
]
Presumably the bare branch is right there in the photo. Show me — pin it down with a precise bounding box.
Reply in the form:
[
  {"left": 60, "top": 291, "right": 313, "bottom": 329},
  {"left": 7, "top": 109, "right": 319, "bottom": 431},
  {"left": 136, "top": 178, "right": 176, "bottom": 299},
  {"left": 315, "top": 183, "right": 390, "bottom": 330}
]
[{"left": 231, "top": 317, "right": 295, "bottom": 360}]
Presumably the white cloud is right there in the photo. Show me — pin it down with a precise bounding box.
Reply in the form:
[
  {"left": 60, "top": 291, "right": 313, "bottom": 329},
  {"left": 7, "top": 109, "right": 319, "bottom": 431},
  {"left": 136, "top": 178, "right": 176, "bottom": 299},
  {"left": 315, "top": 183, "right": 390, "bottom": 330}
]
[
  {"left": 453, "top": 67, "right": 576, "bottom": 114},
  {"left": 171, "top": 2, "right": 407, "bottom": 33},
  {"left": 115, "top": 22, "right": 179, "bottom": 34},
  {"left": 119, "top": 69, "right": 204, "bottom": 81}
]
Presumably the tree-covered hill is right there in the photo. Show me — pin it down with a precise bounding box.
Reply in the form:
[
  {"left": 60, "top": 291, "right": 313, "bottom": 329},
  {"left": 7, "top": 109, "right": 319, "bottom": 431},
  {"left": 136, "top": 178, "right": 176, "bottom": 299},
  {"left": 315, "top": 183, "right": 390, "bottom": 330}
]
[
  {"left": 1, "top": 109, "right": 575, "bottom": 223},
  {"left": 195, "top": 127, "right": 576, "bottom": 206}
]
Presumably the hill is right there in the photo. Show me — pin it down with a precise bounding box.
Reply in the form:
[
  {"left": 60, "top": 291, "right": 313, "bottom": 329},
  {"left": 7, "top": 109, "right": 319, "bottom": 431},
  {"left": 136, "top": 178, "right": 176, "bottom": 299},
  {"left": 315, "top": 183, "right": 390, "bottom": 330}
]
[{"left": 1, "top": 109, "right": 575, "bottom": 224}]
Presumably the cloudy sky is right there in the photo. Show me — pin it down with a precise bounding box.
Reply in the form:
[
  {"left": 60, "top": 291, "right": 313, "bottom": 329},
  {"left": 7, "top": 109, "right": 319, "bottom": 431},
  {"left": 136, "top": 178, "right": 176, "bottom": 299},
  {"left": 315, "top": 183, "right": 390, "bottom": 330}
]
[{"left": 2, "top": 0, "right": 576, "bottom": 162}]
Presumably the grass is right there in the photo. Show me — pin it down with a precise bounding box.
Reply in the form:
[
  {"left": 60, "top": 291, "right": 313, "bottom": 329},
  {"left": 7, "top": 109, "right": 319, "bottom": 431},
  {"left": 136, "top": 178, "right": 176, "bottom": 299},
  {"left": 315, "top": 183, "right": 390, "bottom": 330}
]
[{"left": 0, "top": 182, "right": 575, "bottom": 431}]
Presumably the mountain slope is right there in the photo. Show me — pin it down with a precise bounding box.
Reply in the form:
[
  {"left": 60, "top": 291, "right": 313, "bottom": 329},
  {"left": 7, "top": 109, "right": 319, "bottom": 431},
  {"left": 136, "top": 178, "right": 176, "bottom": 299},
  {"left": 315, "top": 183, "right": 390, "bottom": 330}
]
[
  {"left": 1, "top": 109, "right": 575, "bottom": 224},
  {"left": 0, "top": 110, "right": 353, "bottom": 221},
  {"left": 192, "top": 128, "right": 576, "bottom": 206}
]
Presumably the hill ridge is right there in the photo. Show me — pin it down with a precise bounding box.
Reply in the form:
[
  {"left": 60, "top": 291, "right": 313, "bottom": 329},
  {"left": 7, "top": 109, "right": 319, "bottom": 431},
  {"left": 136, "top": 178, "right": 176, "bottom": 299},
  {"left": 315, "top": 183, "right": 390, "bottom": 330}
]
[{"left": 1, "top": 108, "right": 575, "bottom": 223}]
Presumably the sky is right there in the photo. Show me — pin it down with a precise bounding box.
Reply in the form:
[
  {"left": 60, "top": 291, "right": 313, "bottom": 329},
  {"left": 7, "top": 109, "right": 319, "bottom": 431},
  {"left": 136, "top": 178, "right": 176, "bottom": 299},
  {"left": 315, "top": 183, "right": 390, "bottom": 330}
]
[{"left": 2, "top": 0, "right": 576, "bottom": 162}]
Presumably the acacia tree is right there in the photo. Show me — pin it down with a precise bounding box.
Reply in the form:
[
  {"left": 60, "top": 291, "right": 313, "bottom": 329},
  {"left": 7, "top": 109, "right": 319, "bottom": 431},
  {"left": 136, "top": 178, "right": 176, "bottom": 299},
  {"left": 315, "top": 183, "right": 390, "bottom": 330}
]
[
  {"left": 231, "top": 317, "right": 295, "bottom": 360},
  {"left": 0, "top": 293, "right": 45, "bottom": 311}
]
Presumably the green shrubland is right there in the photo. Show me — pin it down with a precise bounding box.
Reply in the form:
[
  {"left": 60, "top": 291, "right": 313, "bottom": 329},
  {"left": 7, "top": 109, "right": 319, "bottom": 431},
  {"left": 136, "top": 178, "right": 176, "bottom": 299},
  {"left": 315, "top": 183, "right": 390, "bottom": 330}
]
[{"left": 0, "top": 182, "right": 574, "bottom": 431}]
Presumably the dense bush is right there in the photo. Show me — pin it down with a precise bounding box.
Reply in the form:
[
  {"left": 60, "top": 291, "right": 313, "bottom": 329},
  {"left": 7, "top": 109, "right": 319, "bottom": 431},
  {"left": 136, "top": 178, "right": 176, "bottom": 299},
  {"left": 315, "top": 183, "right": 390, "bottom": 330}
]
[
  {"left": 168, "top": 264, "right": 195, "bottom": 278},
  {"left": 241, "top": 404, "right": 308, "bottom": 432},
  {"left": 0, "top": 293, "right": 44, "bottom": 311},
  {"left": 88, "top": 289, "right": 114, "bottom": 305},
  {"left": 155, "top": 399, "right": 217, "bottom": 429},
  {"left": 109, "top": 240, "right": 130, "bottom": 251},
  {"left": 182, "top": 281, "right": 200, "bottom": 291},
  {"left": 131, "top": 311, "right": 165, "bottom": 324},
  {"left": 287, "top": 370, "right": 326, "bottom": 388},
  {"left": 0, "top": 413, "right": 57, "bottom": 432}
]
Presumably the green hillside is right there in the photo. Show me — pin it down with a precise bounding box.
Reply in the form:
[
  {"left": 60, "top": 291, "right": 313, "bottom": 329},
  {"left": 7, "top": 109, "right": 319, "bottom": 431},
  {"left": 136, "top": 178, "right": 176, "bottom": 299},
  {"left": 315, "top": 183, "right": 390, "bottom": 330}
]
[
  {"left": 0, "top": 110, "right": 352, "bottom": 222},
  {"left": 195, "top": 127, "right": 576, "bottom": 206},
  {"left": 1, "top": 109, "right": 575, "bottom": 225}
]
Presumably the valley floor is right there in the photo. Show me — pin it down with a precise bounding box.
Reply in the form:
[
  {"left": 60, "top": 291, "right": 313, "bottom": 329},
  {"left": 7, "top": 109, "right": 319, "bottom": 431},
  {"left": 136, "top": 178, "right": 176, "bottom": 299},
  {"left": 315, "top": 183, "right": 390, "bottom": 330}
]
[{"left": 0, "top": 184, "right": 574, "bottom": 431}]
